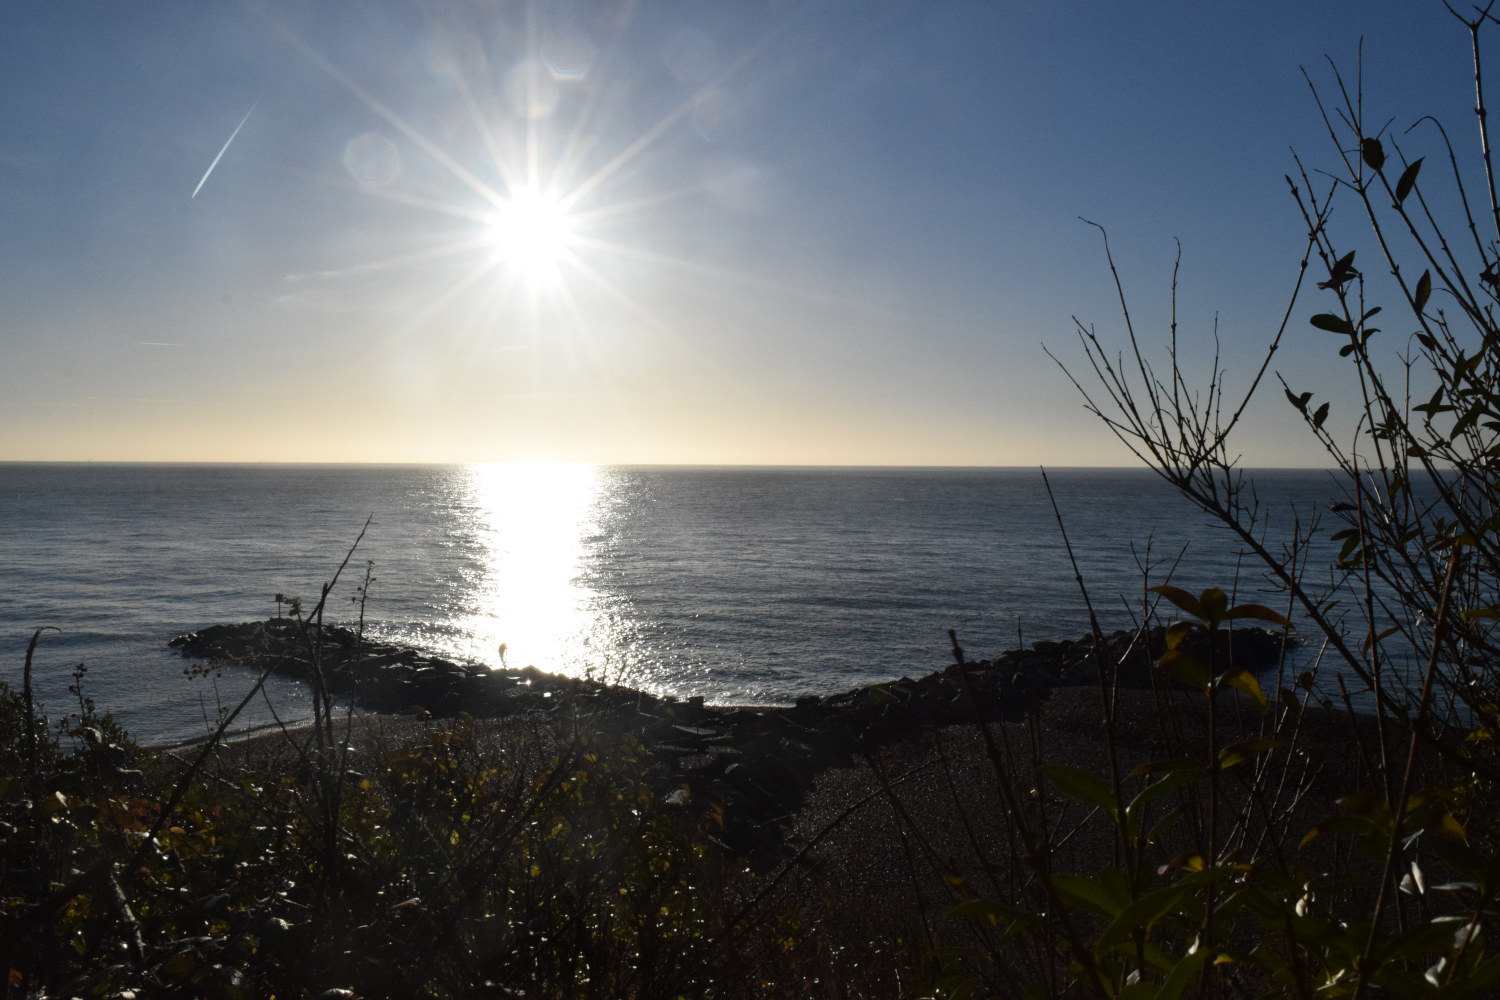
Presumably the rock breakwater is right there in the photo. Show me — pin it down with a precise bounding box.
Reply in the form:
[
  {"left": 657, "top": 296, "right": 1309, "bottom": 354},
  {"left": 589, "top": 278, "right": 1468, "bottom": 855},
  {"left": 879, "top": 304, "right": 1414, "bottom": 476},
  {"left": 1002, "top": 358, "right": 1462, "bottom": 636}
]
[{"left": 170, "top": 619, "right": 1288, "bottom": 860}]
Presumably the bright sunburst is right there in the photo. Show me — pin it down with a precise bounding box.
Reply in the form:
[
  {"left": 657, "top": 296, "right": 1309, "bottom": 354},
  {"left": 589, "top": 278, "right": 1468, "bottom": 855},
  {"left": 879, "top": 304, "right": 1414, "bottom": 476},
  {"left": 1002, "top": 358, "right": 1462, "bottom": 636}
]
[
  {"left": 485, "top": 187, "right": 574, "bottom": 282},
  {"left": 270, "top": 5, "right": 803, "bottom": 367}
]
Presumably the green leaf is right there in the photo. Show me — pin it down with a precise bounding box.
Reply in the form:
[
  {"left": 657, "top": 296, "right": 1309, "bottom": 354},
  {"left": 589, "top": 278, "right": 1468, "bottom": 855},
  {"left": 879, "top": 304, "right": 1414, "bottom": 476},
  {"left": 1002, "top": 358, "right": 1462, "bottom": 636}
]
[
  {"left": 1311, "top": 313, "right": 1356, "bottom": 335},
  {"left": 1318, "top": 249, "right": 1360, "bottom": 290},
  {"left": 1094, "top": 881, "right": 1200, "bottom": 954},
  {"left": 1124, "top": 765, "right": 1207, "bottom": 835},
  {"left": 1430, "top": 836, "right": 1490, "bottom": 883},
  {"left": 1396, "top": 156, "right": 1423, "bottom": 203},
  {"left": 1337, "top": 788, "right": 1387, "bottom": 815},
  {"left": 1050, "top": 873, "right": 1126, "bottom": 918},
  {"left": 1380, "top": 915, "right": 1471, "bottom": 963},
  {"left": 1157, "top": 649, "right": 1209, "bottom": 687},
  {"left": 1331, "top": 527, "right": 1363, "bottom": 564},
  {"left": 1313, "top": 401, "right": 1330, "bottom": 428},
  {"left": 1413, "top": 385, "right": 1447, "bottom": 417},
  {"left": 1362, "top": 136, "right": 1385, "bottom": 170},
  {"left": 1147, "top": 806, "right": 1189, "bottom": 850},
  {"left": 1450, "top": 953, "right": 1500, "bottom": 998},
  {"left": 1198, "top": 588, "right": 1229, "bottom": 626},
  {"left": 1156, "top": 946, "right": 1212, "bottom": 1000},
  {"left": 1041, "top": 764, "right": 1119, "bottom": 818},
  {"left": 1453, "top": 404, "right": 1484, "bottom": 437}
]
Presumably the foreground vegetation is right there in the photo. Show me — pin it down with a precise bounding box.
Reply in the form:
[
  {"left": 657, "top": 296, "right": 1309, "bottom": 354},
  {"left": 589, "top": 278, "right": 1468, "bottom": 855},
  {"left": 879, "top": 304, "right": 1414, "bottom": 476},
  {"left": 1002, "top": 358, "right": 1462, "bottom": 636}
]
[
  {"left": 0, "top": 600, "right": 1494, "bottom": 999},
  {"left": 0, "top": 658, "right": 936, "bottom": 999},
  {"left": 16, "top": 6, "right": 1500, "bottom": 998},
  {"left": 1011, "top": 2, "right": 1500, "bottom": 995}
]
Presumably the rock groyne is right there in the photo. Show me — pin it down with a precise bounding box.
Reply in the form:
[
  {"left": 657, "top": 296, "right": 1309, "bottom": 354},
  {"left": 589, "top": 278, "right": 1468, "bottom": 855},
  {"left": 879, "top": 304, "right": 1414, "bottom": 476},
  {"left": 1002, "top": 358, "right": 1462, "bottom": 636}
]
[{"left": 170, "top": 619, "right": 1289, "bottom": 859}]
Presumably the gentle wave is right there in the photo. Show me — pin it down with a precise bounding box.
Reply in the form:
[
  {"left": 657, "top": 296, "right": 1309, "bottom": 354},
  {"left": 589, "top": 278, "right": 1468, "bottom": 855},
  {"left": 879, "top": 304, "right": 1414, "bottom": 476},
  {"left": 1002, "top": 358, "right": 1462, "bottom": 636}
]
[{"left": 1, "top": 463, "right": 1343, "bottom": 744}]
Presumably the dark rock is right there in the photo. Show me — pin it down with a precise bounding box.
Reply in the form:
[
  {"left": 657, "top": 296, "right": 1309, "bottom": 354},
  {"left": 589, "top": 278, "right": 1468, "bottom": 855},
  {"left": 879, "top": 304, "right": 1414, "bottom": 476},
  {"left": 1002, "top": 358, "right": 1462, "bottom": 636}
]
[{"left": 169, "top": 617, "right": 1290, "bottom": 866}]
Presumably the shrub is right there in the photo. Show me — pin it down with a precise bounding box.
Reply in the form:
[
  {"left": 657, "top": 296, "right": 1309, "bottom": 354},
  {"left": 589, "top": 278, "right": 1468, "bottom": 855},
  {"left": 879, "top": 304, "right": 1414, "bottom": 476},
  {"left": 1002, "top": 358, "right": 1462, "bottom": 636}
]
[{"left": 927, "top": 6, "right": 1500, "bottom": 997}]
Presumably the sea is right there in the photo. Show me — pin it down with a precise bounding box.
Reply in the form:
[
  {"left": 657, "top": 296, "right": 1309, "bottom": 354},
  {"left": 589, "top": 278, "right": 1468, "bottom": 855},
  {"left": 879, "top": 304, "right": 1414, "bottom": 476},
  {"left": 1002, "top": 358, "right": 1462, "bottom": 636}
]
[{"left": 1, "top": 463, "right": 1349, "bottom": 746}]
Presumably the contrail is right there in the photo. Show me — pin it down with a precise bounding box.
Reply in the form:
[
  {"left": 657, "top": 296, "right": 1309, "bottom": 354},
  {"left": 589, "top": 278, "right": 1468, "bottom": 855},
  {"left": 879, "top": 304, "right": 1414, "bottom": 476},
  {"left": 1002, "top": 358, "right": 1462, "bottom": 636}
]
[{"left": 192, "top": 104, "right": 256, "bottom": 199}]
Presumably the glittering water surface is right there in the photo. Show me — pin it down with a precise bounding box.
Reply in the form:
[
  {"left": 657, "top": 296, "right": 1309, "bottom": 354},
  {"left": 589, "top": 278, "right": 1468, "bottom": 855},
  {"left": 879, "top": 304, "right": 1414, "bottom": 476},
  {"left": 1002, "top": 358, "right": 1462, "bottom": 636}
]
[{"left": 1, "top": 464, "right": 1344, "bottom": 744}]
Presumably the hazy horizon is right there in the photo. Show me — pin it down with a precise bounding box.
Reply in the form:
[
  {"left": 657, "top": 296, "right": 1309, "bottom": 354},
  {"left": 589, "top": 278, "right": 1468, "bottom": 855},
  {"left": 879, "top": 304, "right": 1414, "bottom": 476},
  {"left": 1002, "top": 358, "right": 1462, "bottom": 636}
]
[{"left": 0, "top": 459, "right": 1347, "bottom": 473}]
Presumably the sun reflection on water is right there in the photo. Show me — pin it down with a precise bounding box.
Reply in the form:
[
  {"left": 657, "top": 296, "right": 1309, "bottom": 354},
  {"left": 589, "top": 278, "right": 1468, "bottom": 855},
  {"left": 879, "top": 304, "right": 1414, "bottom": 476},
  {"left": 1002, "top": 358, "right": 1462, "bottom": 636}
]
[{"left": 453, "top": 463, "right": 611, "bottom": 678}]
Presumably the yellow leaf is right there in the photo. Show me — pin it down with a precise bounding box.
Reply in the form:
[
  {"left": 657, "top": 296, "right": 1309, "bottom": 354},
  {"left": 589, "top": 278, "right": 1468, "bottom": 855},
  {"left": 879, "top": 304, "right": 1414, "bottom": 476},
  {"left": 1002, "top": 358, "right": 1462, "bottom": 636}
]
[
  {"left": 1164, "top": 620, "right": 1194, "bottom": 650},
  {"left": 1218, "top": 738, "right": 1280, "bottom": 769},
  {"left": 1150, "top": 585, "right": 1203, "bottom": 620},
  {"left": 1224, "top": 603, "right": 1292, "bottom": 626},
  {"left": 1438, "top": 812, "right": 1468, "bottom": 842},
  {"left": 1219, "top": 668, "right": 1268, "bottom": 711}
]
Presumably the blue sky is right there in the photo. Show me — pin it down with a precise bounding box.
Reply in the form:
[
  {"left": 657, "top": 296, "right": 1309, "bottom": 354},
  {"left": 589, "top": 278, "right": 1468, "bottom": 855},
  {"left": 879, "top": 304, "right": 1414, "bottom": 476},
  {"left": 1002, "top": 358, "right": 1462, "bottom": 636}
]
[{"left": 0, "top": 1, "right": 1477, "bottom": 464}]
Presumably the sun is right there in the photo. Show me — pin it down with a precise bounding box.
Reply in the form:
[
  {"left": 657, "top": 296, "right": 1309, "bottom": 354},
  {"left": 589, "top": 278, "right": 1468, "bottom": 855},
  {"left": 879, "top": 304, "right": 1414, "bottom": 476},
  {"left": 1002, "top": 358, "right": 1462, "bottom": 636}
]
[
  {"left": 282, "top": 6, "right": 797, "bottom": 335},
  {"left": 486, "top": 187, "right": 575, "bottom": 282}
]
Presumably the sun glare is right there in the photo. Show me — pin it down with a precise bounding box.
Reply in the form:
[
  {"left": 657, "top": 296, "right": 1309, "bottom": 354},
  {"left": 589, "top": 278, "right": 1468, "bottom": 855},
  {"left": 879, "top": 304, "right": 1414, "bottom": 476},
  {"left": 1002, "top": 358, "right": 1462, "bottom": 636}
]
[
  {"left": 455, "top": 463, "right": 611, "bottom": 679},
  {"left": 486, "top": 188, "right": 574, "bottom": 281}
]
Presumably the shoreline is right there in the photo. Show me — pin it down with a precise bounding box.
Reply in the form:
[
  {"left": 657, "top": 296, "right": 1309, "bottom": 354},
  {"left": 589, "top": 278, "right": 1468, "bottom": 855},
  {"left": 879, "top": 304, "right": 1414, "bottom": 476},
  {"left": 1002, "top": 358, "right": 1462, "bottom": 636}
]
[
  {"left": 167, "top": 617, "right": 1291, "bottom": 728},
  {"left": 168, "top": 618, "right": 1294, "bottom": 860}
]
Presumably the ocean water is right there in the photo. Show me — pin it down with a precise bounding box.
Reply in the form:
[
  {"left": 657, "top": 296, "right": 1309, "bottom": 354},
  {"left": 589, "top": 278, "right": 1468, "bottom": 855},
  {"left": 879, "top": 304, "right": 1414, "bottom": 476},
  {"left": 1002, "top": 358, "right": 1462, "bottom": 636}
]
[{"left": 1, "top": 464, "right": 1343, "bottom": 745}]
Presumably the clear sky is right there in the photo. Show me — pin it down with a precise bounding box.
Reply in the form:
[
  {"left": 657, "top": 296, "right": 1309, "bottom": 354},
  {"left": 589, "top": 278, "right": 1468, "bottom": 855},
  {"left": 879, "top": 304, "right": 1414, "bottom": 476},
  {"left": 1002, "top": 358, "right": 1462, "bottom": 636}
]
[{"left": 0, "top": 2, "right": 1476, "bottom": 465}]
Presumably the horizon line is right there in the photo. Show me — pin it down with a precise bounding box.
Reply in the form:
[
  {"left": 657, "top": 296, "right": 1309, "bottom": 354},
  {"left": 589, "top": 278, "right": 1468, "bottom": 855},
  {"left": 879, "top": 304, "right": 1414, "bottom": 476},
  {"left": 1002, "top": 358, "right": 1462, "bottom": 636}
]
[{"left": 0, "top": 459, "right": 1343, "bottom": 472}]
